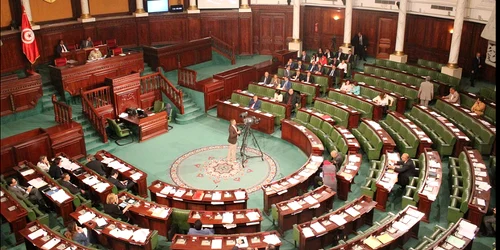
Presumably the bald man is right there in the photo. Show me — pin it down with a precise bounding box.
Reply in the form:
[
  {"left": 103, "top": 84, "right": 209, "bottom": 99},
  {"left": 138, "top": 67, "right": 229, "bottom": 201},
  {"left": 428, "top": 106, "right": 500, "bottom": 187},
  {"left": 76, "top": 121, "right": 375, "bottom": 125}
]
[{"left": 388, "top": 153, "right": 418, "bottom": 189}]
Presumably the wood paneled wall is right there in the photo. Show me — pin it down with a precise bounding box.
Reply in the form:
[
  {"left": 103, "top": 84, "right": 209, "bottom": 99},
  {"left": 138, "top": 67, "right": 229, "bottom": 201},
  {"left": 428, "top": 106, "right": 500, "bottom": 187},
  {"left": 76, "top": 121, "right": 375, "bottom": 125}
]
[
  {"left": 29, "top": 0, "right": 73, "bottom": 23},
  {"left": 251, "top": 5, "right": 294, "bottom": 55}
]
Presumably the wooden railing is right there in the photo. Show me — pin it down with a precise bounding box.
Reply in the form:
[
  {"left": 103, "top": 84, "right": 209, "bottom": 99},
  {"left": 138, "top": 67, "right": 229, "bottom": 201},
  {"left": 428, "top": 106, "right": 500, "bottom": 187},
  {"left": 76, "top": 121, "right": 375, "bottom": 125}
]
[
  {"left": 52, "top": 94, "right": 72, "bottom": 124},
  {"left": 140, "top": 68, "right": 184, "bottom": 114},
  {"left": 210, "top": 35, "right": 236, "bottom": 65},
  {"left": 177, "top": 68, "right": 197, "bottom": 91},
  {"left": 81, "top": 87, "right": 111, "bottom": 143}
]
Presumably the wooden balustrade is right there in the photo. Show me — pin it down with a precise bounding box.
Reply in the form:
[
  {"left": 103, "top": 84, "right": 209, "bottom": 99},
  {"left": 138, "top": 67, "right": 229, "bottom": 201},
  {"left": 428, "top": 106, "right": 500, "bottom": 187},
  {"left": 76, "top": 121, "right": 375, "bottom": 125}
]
[
  {"left": 177, "top": 68, "right": 197, "bottom": 90},
  {"left": 82, "top": 86, "right": 112, "bottom": 108},
  {"left": 140, "top": 69, "right": 184, "bottom": 114},
  {"left": 81, "top": 88, "right": 111, "bottom": 143},
  {"left": 211, "top": 35, "right": 236, "bottom": 65},
  {"left": 52, "top": 94, "right": 72, "bottom": 124}
]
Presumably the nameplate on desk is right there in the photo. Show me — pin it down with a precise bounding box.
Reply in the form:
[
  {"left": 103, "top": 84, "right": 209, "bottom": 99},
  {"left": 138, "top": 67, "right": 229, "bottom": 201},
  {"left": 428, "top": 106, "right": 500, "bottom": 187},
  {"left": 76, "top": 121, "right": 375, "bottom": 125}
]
[
  {"left": 172, "top": 197, "right": 183, "bottom": 201},
  {"left": 233, "top": 200, "right": 245, "bottom": 203},
  {"left": 277, "top": 190, "right": 288, "bottom": 195},
  {"left": 246, "top": 222, "right": 260, "bottom": 226},
  {"left": 211, "top": 201, "right": 224, "bottom": 205}
]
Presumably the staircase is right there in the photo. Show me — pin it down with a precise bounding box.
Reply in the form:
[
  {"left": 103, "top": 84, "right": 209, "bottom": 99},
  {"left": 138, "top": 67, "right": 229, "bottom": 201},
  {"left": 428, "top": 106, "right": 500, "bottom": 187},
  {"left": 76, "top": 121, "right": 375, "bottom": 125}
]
[{"left": 174, "top": 91, "right": 205, "bottom": 124}]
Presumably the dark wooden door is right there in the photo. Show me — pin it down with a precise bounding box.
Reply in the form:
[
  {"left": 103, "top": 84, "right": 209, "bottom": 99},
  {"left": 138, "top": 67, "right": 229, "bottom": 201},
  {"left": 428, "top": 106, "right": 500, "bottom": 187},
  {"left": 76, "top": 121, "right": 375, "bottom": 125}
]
[{"left": 376, "top": 18, "right": 396, "bottom": 59}]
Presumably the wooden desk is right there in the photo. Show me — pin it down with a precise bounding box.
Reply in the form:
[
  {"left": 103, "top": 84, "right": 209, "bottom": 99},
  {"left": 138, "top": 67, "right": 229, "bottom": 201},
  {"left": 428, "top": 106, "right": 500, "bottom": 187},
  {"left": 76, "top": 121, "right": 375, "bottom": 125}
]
[
  {"left": 56, "top": 153, "right": 114, "bottom": 204},
  {"left": 236, "top": 90, "right": 292, "bottom": 119},
  {"left": 49, "top": 51, "right": 144, "bottom": 100},
  {"left": 413, "top": 105, "right": 471, "bottom": 157},
  {"left": 95, "top": 150, "right": 149, "bottom": 198},
  {"left": 214, "top": 66, "right": 257, "bottom": 100},
  {"left": 328, "top": 88, "right": 384, "bottom": 122},
  {"left": 119, "top": 110, "right": 168, "bottom": 142},
  {"left": 0, "top": 186, "right": 28, "bottom": 244},
  {"left": 273, "top": 49, "right": 298, "bottom": 67},
  {"left": 216, "top": 100, "right": 275, "bottom": 134},
  {"left": 356, "top": 82, "right": 407, "bottom": 114},
  {"left": 143, "top": 38, "right": 212, "bottom": 71},
  {"left": 336, "top": 153, "right": 362, "bottom": 201},
  {"left": 330, "top": 205, "right": 424, "bottom": 249},
  {"left": 20, "top": 221, "right": 92, "bottom": 250},
  {"left": 417, "top": 149, "right": 442, "bottom": 222},
  {"left": 362, "top": 118, "right": 396, "bottom": 154},
  {"left": 464, "top": 148, "right": 491, "bottom": 227},
  {"left": 14, "top": 161, "right": 74, "bottom": 225},
  {"left": 149, "top": 180, "right": 248, "bottom": 211},
  {"left": 424, "top": 218, "right": 478, "bottom": 250},
  {"left": 375, "top": 152, "right": 401, "bottom": 211},
  {"left": 70, "top": 205, "right": 154, "bottom": 250},
  {"left": 117, "top": 191, "right": 172, "bottom": 237},
  {"left": 276, "top": 185, "right": 335, "bottom": 233},
  {"left": 281, "top": 76, "right": 321, "bottom": 98},
  {"left": 297, "top": 195, "right": 377, "bottom": 250},
  {"left": 187, "top": 208, "right": 263, "bottom": 234},
  {"left": 249, "top": 82, "right": 307, "bottom": 108},
  {"left": 0, "top": 71, "right": 42, "bottom": 117},
  {"left": 387, "top": 111, "right": 433, "bottom": 156},
  {"left": 314, "top": 98, "right": 361, "bottom": 129},
  {"left": 60, "top": 45, "right": 109, "bottom": 64},
  {"left": 171, "top": 230, "right": 282, "bottom": 250},
  {"left": 262, "top": 120, "right": 324, "bottom": 215}
]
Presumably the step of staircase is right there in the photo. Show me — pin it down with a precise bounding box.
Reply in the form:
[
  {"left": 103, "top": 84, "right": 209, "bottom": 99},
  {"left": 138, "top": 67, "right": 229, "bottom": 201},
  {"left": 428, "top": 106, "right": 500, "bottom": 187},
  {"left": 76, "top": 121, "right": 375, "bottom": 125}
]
[
  {"left": 85, "top": 140, "right": 116, "bottom": 154},
  {"left": 175, "top": 110, "right": 206, "bottom": 125},
  {"left": 84, "top": 134, "right": 102, "bottom": 145}
]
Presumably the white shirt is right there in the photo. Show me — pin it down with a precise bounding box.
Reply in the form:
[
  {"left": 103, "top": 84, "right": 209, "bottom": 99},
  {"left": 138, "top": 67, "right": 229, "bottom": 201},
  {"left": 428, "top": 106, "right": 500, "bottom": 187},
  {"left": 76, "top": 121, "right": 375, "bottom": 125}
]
[
  {"left": 37, "top": 161, "right": 50, "bottom": 172},
  {"left": 273, "top": 93, "right": 283, "bottom": 102},
  {"left": 339, "top": 83, "right": 353, "bottom": 92},
  {"left": 373, "top": 95, "right": 392, "bottom": 106},
  {"left": 61, "top": 45, "right": 68, "bottom": 52},
  {"left": 337, "top": 62, "right": 347, "bottom": 73}
]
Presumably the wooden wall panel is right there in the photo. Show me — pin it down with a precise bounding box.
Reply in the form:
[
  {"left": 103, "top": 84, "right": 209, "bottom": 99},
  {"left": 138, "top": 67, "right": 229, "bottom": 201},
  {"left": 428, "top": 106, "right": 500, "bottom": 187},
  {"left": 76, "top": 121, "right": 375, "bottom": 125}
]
[
  {"left": 29, "top": 0, "right": 73, "bottom": 23},
  {"left": 251, "top": 5, "right": 293, "bottom": 55},
  {"left": 149, "top": 15, "right": 188, "bottom": 45},
  {"left": 136, "top": 17, "right": 150, "bottom": 46},
  {"left": 1, "top": 0, "right": 12, "bottom": 28},
  {"left": 238, "top": 13, "right": 253, "bottom": 55},
  {"left": 39, "top": 24, "right": 84, "bottom": 62},
  {"left": 0, "top": 34, "right": 26, "bottom": 72},
  {"left": 200, "top": 12, "right": 239, "bottom": 51},
  {"left": 187, "top": 15, "right": 201, "bottom": 41},
  {"left": 94, "top": 18, "right": 138, "bottom": 48}
]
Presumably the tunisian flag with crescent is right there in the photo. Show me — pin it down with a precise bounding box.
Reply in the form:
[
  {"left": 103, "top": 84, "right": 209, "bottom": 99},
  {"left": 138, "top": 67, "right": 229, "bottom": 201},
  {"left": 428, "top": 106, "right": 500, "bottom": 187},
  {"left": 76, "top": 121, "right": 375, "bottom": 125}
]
[{"left": 21, "top": 6, "right": 40, "bottom": 64}]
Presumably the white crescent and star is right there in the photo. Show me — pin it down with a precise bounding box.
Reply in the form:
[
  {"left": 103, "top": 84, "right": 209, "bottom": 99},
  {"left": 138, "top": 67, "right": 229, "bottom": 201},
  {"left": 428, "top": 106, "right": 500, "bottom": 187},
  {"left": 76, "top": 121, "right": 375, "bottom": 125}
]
[{"left": 21, "top": 28, "right": 35, "bottom": 44}]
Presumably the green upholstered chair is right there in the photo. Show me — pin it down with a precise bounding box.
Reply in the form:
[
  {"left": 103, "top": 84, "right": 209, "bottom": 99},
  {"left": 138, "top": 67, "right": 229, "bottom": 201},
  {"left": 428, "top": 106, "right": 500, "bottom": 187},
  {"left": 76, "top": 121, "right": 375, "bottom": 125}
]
[
  {"left": 107, "top": 118, "right": 133, "bottom": 146},
  {"left": 153, "top": 100, "right": 166, "bottom": 113},
  {"left": 292, "top": 224, "right": 300, "bottom": 247},
  {"left": 292, "top": 110, "right": 310, "bottom": 126},
  {"left": 171, "top": 208, "right": 191, "bottom": 233},
  {"left": 271, "top": 204, "right": 279, "bottom": 225}
]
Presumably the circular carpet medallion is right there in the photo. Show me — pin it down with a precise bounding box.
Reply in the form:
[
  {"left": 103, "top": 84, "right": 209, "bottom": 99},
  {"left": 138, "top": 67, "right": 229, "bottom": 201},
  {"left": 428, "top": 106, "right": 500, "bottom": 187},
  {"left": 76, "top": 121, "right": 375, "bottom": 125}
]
[{"left": 170, "top": 145, "right": 278, "bottom": 193}]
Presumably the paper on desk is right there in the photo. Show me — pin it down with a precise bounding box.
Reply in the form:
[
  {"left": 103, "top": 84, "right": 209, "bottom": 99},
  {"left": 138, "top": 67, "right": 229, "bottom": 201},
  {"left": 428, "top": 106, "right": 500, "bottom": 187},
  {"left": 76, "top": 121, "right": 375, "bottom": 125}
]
[
  {"left": 349, "top": 155, "right": 361, "bottom": 162},
  {"left": 41, "top": 238, "right": 60, "bottom": 249},
  {"left": 100, "top": 157, "right": 114, "bottom": 164},
  {"left": 476, "top": 198, "right": 486, "bottom": 206},
  {"left": 363, "top": 236, "right": 382, "bottom": 248},
  {"left": 392, "top": 221, "right": 409, "bottom": 231},
  {"left": 21, "top": 169, "right": 35, "bottom": 176},
  {"left": 174, "top": 189, "right": 186, "bottom": 197},
  {"left": 310, "top": 222, "right": 326, "bottom": 233},
  {"left": 287, "top": 201, "right": 302, "bottom": 211},
  {"left": 458, "top": 220, "right": 477, "bottom": 240},
  {"left": 28, "top": 178, "right": 48, "bottom": 189},
  {"left": 51, "top": 189, "right": 71, "bottom": 203},
  {"left": 132, "top": 229, "right": 150, "bottom": 243},
  {"left": 446, "top": 235, "right": 465, "bottom": 248},
  {"left": 211, "top": 239, "right": 223, "bottom": 249},
  {"left": 152, "top": 207, "right": 169, "bottom": 218},
  {"left": 95, "top": 217, "right": 107, "bottom": 227},
  {"left": 246, "top": 211, "right": 260, "bottom": 221},
  {"left": 78, "top": 211, "right": 96, "bottom": 224},
  {"left": 93, "top": 182, "right": 110, "bottom": 193},
  {"left": 130, "top": 172, "right": 143, "bottom": 181},
  {"left": 311, "top": 156, "right": 323, "bottom": 163},
  {"left": 376, "top": 233, "right": 394, "bottom": 244},
  {"left": 28, "top": 229, "right": 47, "bottom": 240},
  {"left": 263, "top": 234, "right": 281, "bottom": 245},
  {"left": 160, "top": 186, "right": 173, "bottom": 195},
  {"left": 346, "top": 164, "right": 358, "bottom": 171},
  {"left": 302, "top": 227, "right": 314, "bottom": 238},
  {"left": 83, "top": 176, "right": 100, "bottom": 186},
  {"left": 119, "top": 113, "right": 128, "bottom": 118},
  {"left": 345, "top": 207, "right": 360, "bottom": 217},
  {"left": 287, "top": 178, "right": 300, "bottom": 185},
  {"left": 212, "top": 192, "right": 222, "bottom": 201},
  {"left": 329, "top": 214, "right": 347, "bottom": 226},
  {"left": 222, "top": 212, "right": 234, "bottom": 224},
  {"left": 117, "top": 166, "right": 131, "bottom": 173},
  {"left": 234, "top": 190, "right": 246, "bottom": 200},
  {"left": 303, "top": 196, "right": 318, "bottom": 205}
]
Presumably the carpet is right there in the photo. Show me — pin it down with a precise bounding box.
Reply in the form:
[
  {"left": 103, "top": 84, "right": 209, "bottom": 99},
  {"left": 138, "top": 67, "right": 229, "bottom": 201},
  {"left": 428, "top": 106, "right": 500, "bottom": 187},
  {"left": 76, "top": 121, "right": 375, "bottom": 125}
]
[{"left": 170, "top": 145, "right": 278, "bottom": 193}]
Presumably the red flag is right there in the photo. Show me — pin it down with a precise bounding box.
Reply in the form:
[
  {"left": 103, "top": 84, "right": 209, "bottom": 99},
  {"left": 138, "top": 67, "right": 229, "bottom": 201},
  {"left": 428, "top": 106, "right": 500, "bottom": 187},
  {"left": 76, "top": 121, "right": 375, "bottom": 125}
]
[{"left": 21, "top": 6, "right": 40, "bottom": 64}]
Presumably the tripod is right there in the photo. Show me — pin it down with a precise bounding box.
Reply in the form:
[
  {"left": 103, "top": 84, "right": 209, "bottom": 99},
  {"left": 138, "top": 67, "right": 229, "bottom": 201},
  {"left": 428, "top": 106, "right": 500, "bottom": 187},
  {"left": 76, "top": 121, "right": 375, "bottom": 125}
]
[{"left": 239, "top": 124, "right": 264, "bottom": 167}]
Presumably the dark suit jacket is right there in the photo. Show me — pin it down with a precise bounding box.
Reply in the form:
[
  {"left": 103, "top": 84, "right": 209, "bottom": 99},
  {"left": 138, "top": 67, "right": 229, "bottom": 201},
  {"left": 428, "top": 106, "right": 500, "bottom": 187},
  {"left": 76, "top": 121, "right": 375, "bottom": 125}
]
[
  {"left": 303, "top": 75, "right": 315, "bottom": 83},
  {"left": 295, "top": 64, "right": 304, "bottom": 71},
  {"left": 281, "top": 81, "right": 292, "bottom": 91},
  {"left": 283, "top": 69, "right": 292, "bottom": 78},
  {"left": 324, "top": 52, "right": 334, "bottom": 59},
  {"left": 472, "top": 56, "right": 483, "bottom": 71},
  {"left": 352, "top": 35, "right": 368, "bottom": 48},
  {"left": 334, "top": 52, "right": 344, "bottom": 60},
  {"left": 228, "top": 125, "right": 238, "bottom": 144},
  {"left": 344, "top": 54, "right": 354, "bottom": 63},
  {"left": 248, "top": 99, "right": 262, "bottom": 110},
  {"left": 86, "top": 160, "right": 107, "bottom": 176},
  {"left": 307, "top": 64, "right": 318, "bottom": 72},
  {"left": 59, "top": 179, "right": 80, "bottom": 194},
  {"left": 291, "top": 73, "right": 304, "bottom": 82},
  {"left": 331, "top": 153, "right": 344, "bottom": 169},
  {"left": 56, "top": 44, "right": 69, "bottom": 56},
  {"left": 8, "top": 185, "right": 29, "bottom": 199},
  {"left": 107, "top": 176, "right": 127, "bottom": 190},
  {"left": 49, "top": 165, "right": 63, "bottom": 179},
  {"left": 80, "top": 40, "right": 94, "bottom": 49},
  {"left": 394, "top": 159, "right": 418, "bottom": 186},
  {"left": 298, "top": 55, "right": 310, "bottom": 62},
  {"left": 283, "top": 92, "right": 300, "bottom": 108},
  {"left": 261, "top": 76, "right": 272, "bottom": 85}
]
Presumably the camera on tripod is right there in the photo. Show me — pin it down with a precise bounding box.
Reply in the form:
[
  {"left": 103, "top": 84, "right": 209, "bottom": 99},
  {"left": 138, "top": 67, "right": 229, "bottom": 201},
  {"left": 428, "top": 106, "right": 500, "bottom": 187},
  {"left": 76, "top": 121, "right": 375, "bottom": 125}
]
[{"left": 239, "top": 112, "right": 260, "bottom": 126}]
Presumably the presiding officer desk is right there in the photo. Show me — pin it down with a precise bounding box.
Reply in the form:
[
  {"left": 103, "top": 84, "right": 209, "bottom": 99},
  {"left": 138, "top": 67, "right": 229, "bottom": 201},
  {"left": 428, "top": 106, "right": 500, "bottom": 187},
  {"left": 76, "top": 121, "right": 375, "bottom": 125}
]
[
  {"left": 20, "top": 220, "right": 92, "bottom": 250},
  {"left": 171, "top": 230, "right": 282, "bottom": 250},
  {"left": 60, "top": 44, "right": 110, "bottom": 64},
  {"left": 70, "top": 205, "right": 155, "bottom": 250},
  {"left": 149, "top": 179, "right": 249, "bottom": 211},
  {"left": 187, "top": 208, "right": 263, "bottom": 234},
  {"left": 262, "top": 120, "right": 324, "bottom": 215},
  {"left": 296, "top": 195, "right": 377, "bottom": 250},
  {"left": 1, "top": 186, "right": 29, "bottom": 244},
  {"left": 216, "top": 99, "right": 276, "bottom": 134},
  {"left": 119, "top": 109, "right": 169, "bottom": 142}
]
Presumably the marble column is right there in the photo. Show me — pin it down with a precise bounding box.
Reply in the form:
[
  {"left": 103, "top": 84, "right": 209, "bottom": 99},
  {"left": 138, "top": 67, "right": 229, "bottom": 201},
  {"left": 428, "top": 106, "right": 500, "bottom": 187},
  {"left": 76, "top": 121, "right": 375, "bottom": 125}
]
[
  {"left": 390, "top": 0, "right": 408, "bottom": 63},
  {"left": 340, "top": 0, "right": 353, "bottom": 53},
  {"left": 187, "top": 0, "right": 200, "bottom": 13},
  {"left": 78, "top": 0, "right": 96, "bottom": 22},
  {"left": 21, "top": 0, "right": 39, "bottom": 29},
  {"left": 441, "top": 0, "right": 466, "bottom": 78},
  {"left": 239, "top": 0, "right": 251, "bottom": 12},
  {"left": 134, "top": 0, "right": 148, "bottom": 16},
  {"left": 288, "top": 0, "right": 302, "bottom": 56}
]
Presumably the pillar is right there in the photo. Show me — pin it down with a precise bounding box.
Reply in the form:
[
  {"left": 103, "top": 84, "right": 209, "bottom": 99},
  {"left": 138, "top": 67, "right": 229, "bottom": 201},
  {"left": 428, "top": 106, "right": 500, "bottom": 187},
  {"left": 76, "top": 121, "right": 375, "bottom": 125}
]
[
  {"left": 239, "top": 0, "right": 251, "bottom": 12},
  {"left": 288, "top": 0, "right": 302, "bottom": 57},
  {"left": 340, "top": 0, "right": 353, "bottom": 53},
  {"left": 187, "top": 0, "right": 200, "bottom": 14},
  {"left": 21, "top": 0, "right": 39, "bottom": 30},
  {"left": 134, "top": 0, "right": 148, "bottom": 17},
  {"left": 78, "top": 0, "right": 96, "bottom": 23},
  {"left": 389, "top": 0, "right": 408, "bottom": 63},
  {"left": 441, "top": 0, "right": 466, "bottom": 78}
]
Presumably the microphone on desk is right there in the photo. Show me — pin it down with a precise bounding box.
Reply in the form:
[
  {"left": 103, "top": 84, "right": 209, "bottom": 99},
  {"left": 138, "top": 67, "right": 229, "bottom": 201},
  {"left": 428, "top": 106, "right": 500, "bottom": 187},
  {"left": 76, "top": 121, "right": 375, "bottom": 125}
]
[{"left": 210, "top": 185, "right": 219, "bottom": 193}]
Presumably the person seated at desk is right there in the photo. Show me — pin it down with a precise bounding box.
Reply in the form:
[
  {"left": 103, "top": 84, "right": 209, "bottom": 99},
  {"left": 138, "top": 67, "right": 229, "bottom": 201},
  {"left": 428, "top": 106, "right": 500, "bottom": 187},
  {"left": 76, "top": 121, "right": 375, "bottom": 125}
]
[
  {"left": 88, "top": 47, "right": 103, "bottom": 60},
  {"left": 291, "top": 70, "right": 304, "bottom": 82},
  {"left": 306, "top": 61, "right": 318, "bottom": 72},
  {"left": 59, "top": 173, "right": 90, "bottom": 199},
  {"left": 65, "top": 221, "right": 91, "bottom": 246},
  {"left": 261, "top": 71, "right": 271, "bottom": 85},
  {"left": 348, "top": 81, "right": 360, "bottom": 95},
  {"left": 86, "top": 154, "right": 107, "bottom": 177},
  {"left": 49, "top": 157, "right": 63, "bottom": 180},
  {"left": 283, "top": 88, "right": 300, "bottom": 113},
  {"left": 248, "top": 95, "right": 261, "bottom": 110},
  {"left": 302, "top": 72, "right": 314, "bottom": 84},
  {"left": 442, "top": 87, "right": 460, "bottom": 104},
  {"left": 310, "top": 53, "right": 319, "bottom": 64},
  {"left": 284, "top": 58, "right": 294, "bottom": 68},
  {"left": 107, "top": 169, "right": 135, "bottom": 191},
  {"left": 482, "top": 207, "right": 496, "bottom": 237},
  {"left": 298, "top": 50, "right": 310, "bottom": 62},
  {"left": 270, "top": 74, "right": 281, "bottom": 88},
  {"left": 339, "top": 80, "right": 354, "bottom": 93},
  {"left": 279, "top": 76, "right": 292, "bottom": 91},
  {"left": 314, "top": 64, "right": 325, "bottom": 75},
  {"left": 56, "top": 39, "right": 69, "bottom": 57},
  {"left": 337, "top": 60, "right": 348, "bottom": 76},
  {"left": 319, "top": 55, "right": 328, "bottom": 65},
  {"left": 330, "top": 57, "right": 340, "bottom": 67},
  {"left": 103, "top": 193, "right": 131, "bottom": 222},
  {"left": 295, "top": 60, "right": 304, "bottom": 71},
  {"left": 80, "top": 36, "right": 94, "bottom": 49},
  {"left": 37, "top": 155, "right": 50, "bottom": 172},
  {"left": 387, "top": 153, "right": 417, "bottom": 190},
  {"left": 273, "top": 89, "right": 283, "bottom": 102},
  {"left": 283, "top": 65, "right": 292, "bottom": 78},
  {"left": 471, "top": 97, "right": 486, "bottom": 116},
  {"left": 187, "top": 219, "right": 214, "bottom": 235},
  {"left": 373, "top": 92, "right": 393, "bottom": 113},
  {"left": 7, "top": 177, "right": 51, "bottom": 212}
]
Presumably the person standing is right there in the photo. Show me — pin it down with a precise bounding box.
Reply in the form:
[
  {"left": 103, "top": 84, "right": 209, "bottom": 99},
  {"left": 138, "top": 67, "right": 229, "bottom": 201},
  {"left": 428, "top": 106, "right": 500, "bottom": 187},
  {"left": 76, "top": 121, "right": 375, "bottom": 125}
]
[
  {"left": 227, "top": 119, "right": 240, "bottom": 164},
  {"left": 470, "top": 52, "right": 483, "bottom": 87},
  {"left": 352, "top": 32, "right": 368, "bottom": 61},
  {"left": 418, "top": 76, "right": 434, "bottom": 107}
]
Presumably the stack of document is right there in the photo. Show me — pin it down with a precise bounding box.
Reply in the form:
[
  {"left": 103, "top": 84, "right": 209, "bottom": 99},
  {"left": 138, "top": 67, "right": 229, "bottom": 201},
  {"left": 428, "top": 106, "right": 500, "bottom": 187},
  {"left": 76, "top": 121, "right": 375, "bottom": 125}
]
[
  {"left": 28, "top": 229, "right": 47, "bottom": 240},
  {"left": 109, "top": 228, "right": 133, "bottom": 240},
  {"left": 83, "top": 176, "right": 100, "bottom": 186},
  {"left": 446, "top": 235, "right": 466, "bottom": 248},
  {"left": 28, "top": 178, "right": 48, "bottom": 189},
  {"left": 151, "top": 207, "right": 169, "bottom": 218},
  {"left": 174, "top": 189, "right": 186, "bottom": 197},
  {"left": 20, "top": 169, "right": 35, "bottom": 176},
  {"left": 212, "top": 192, "right": 222, "bottom": 201},
  {"left": 130, "top": 172, "right": 143, "bottom": 181},
  {"left": 346, "top": 207, "right": 360, "bottom": 217},
  {"left": 246, "top": 211, "right": 260, "bottom": 221},
  {"left": 94, "top": 217, "right": 107, "bottom": 227},
  {"left": 51, "top": 189, "right": 71, "bottom": 203},
  {"left": 310, "top": 222, "right": 326, "bottom": 233},
  {"left": 221, "top": 212, "right": 234, "bottom": 224},
  {"left": 101, "top": 157, "right": 114, "bottom": 164},
  {"left": 93, "top": 182, "right": 110, "bottom": 193},
  {"left": 329, "top": 214, "right": 347, "bottom": 226},
  {"left": 349, "top": 155, "right": 361, "bottom": 162},
  {"left": 303, "top": 196, "right": 318, "bottom": 205},
  {"left": 263, "top": 234, "right": 281, "bottom": 245},
  {"left": 132, "top": 229, "right": 150, "bottom": 243},
  {"left": 287, "top": 201, "right": 302, "bottom": 211},
  {"left": 41, "top": 238, "right": 60, "bottom": 249},
  {"left": 211, "top": 239, "right": 222, "bottom": 249},
  {"left": 301, "top": 227, "right": 314, "bottom": 238},
  {"left": 363, "top": 236, "right": 382, "bottom": 248},
  {"left": 457, "top": 220, "right": 477, "bottom": 240},
  {"left": 234, "top": 190, "right": 245, "bottom": 200},
  {"left": 160, "top": 186, "right": 173, "bottom": 195},
  {"left": 78, "top": 211, "right": 96, "bottom": 224}
]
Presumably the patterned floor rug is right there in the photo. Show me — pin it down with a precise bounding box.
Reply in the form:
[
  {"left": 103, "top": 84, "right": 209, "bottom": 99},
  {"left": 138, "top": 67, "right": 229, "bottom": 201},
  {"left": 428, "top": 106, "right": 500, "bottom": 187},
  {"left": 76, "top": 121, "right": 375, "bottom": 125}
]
[{"left": 170, "top": 145, "right": 279, "bottom": 193}]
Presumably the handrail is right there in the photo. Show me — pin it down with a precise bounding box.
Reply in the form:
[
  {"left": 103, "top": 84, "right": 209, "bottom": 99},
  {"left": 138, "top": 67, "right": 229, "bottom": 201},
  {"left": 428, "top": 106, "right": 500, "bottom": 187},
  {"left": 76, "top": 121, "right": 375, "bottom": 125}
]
[
  {"left": 210, "top": 35, "right": 236, "bottom": 65},
  {"left": 51, "top": 94, "right": 72, "bottom": 124},
  {"left": 81, "top": 88, "right": 109, "bottom": 143},
  {"left": 140, "top": 68, "right": 184, "bottom": 114},
  {"left": 81, "top": 86, "right": 112, "bottom": 108},
  {"left": 177, "top": 68, "right": 197, "bottom": 90}
]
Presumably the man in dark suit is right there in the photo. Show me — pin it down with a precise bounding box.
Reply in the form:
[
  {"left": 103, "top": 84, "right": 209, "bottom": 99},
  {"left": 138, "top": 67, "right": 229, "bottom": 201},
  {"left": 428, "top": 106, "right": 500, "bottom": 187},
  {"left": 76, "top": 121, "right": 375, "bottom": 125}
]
[
  {"left": 280, "top": 76, "right": 292, "bottom": 91},
  {"left": 227, "top": 119, "right": 240, "bottom": 164},
  {"left": 328, "top": 65, "right": 339, "bottom": 87},
  {"left": 49, "top": 157, "right": 63, "bottom": 180},
  {"left": 307, "top": 61, "right": 318, "bottom": 72},
  {"left": 107, "top": 169, "right": 135, "bottom": 191},
  {"left": 344, "top": 50, "right": 354, "bottom": 63},
  {"left": 58, "top": 173, "right": 90, "bottom": 199},
  {"left": 298, "top": 50, "right": 310, "bottom": 62},
  {"left": 261, "top": 72, "right": 272, "bottom": 85},
  {"left": 7, "top": 177, "right": 50, "bottom": 212},
  {"left": 334, "top": 48, "right": 344, "bottom": 61},
  {"left": 324, "top": 49, "right": 334, "bottom": 59},
  {"left": 295, "top": 60, "right": 304, "bottom": 71},
  {"left": 388, "top": 153, "right": 417, "bottom": 189},
  {"left": 56, "top": 39, "right": 69, "bottom": 57},
  {"left": 86, "top": 154, "right": 107, "bottom": 176},
  {"left": 291, "top": 70, "right": 304, "bottom": 81},
  {"left": 282, "top": 88, "right": 300, "bottom": 113},
  {"left": 302, "top": 72, "right": 315, "bottom": 83},
  {"left": 248, "top": 95, "right": 261, "bottom": 110},
  {"left": 352, "top": 32, "right": 368, "bottom": 61},
  {"left": 284, "top": 58, "right": 295, "bottom": 68},
  {"left": 283, "top": 65, "right": 292, "bottom": 78},
  {"left": 470, "top": 52, "right": 483, "bottom": 87},
  {"left": 80, "top": 36, "right": 94, "bottom": 49},
  {"left": 314, "top": 64, "right": 325, "bottom": 75}
]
